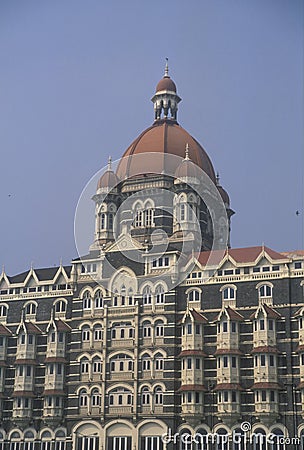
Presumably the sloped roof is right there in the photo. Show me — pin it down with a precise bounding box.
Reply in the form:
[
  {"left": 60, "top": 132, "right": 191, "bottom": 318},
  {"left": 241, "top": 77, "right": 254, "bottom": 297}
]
[
  {"left": 0, "top": 323, "right": 12, "bottom": 336},
  {"left": 251, "top": 346, "right": 279, "bottom": 354},
  {"left": 214, "top": 383, "right": 243, "bottom": 391},
  {"left": 197, "top": 246, "right": 288, "bottom": 267},
  {"left": 178, "top": 384, "right": 206, "bottom": 392},
  {"left": 8, "top": 265, "right": 72, "bottom": 283},
  {"left": 178, "top": 350, "right": 207, "bottom": 357},
  {"left": 217, "top": 306, "right": 244, "bottom": 322}
]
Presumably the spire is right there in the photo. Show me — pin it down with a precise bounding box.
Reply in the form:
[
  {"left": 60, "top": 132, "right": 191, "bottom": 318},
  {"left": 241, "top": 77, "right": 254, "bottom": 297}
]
[
  {"left": 108, "top": 156, "right": 112, "bottom": 171},
  {"left": 216, "top": 172, "right": 220, "bottom": 186},
  {"left": 164, "top": 57, "right": 169, "bottom": 77}
]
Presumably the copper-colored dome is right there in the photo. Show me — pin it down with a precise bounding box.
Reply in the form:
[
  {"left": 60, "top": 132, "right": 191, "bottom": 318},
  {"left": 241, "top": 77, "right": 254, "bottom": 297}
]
[
  {"left": 156, "top": 76, "right": 177, "bottom": 93},
  {"left": 116, "top": 120, "right": 216, "bottom": 181},
  {"left": 175, "top": 157, "right": 201, "bottom": 181},
  {"left": 97, "top": 170, "right": 120, "bottom": 190},
  {"left": 217, "top": 185, "right": 230, "bottom": 206}
]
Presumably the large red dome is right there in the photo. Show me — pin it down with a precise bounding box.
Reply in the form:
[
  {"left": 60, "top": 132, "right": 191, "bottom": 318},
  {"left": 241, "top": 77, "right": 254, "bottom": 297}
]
[{"left": 116, "top": 119, "right": 216, "bottom": 181}]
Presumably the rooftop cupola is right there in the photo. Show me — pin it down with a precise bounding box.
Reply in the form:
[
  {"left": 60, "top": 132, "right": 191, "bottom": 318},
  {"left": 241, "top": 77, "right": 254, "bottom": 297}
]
[{"left": 151, "top": 59, "right": 181, "bottom": 121}]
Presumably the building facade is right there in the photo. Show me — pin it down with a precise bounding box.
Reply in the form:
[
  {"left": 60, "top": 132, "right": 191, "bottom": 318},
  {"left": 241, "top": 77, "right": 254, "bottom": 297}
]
[{"left": 0, "top": 67, "right": 303, "bottom": 449}]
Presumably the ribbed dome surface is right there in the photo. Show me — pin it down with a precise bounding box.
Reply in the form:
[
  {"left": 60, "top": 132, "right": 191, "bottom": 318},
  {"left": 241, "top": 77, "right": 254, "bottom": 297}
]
[
  {"left": 116, "top": 120, "right": 216, "bottom": 181},
  {"left": 97, "top": 170, "right": 120, "bottom": 190},
  {"left": 156, "top": 76, "right": 177, "bottom": 93}
]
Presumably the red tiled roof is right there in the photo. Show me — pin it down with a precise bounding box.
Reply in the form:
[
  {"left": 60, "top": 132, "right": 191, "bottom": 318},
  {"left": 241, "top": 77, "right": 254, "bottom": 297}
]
[
  {"left": 0, "top": 323, "right": 12, "bottom": 336},
  {"left": 24, "top": 322, "right": 42, "bottom": 334},
  {"left": 251, "top": 382, "right": 281, "bottom": 390},
  {"left": 178, "top": 384, "right": 206, "bottom": 392},
  {"left": 214, "top": 349, "right": 243, "bottom": 356},
  {"left": 55, "top": 319, "right": 71, "bottom": 332},
  {"left": 217, "top": 306, "right": 243, "bottom": 321},
  {"left": 43, "top": 389, "right": 66, "bottom": 396},
  {"left": 190, "top": 309, "right": 208, "bottom": 323},
  {"left": 282, "top": 250, "right": 304, "bottom": 258},
  {"left": 14, "top": 358, "right": 38, "bottom": 365},
  {"left": 12, "top": 390, "right": 35, "bottom": 397},
  {"left": 251, "top": 346, "right": 279, "bottom": 354},
  {"left": 214, "top": 383, "right": 243, "bottom": 391},
  {"left": 250, "top": 304, "right": 281, "bottom": 320},
  {"left": 178, "top": 350, "right": 207, "bottom": 357},
  {"left": 197, "top": 246, "right": 287, "bottom": 267},
  {"left": 44, "top": 357, "right": 67, "bottom": 363}
]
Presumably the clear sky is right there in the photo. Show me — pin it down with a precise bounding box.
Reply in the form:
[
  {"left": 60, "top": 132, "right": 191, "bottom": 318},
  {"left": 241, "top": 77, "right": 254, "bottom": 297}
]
[{"left": 0, "top": 0, "right": 303, "bottom": 275}]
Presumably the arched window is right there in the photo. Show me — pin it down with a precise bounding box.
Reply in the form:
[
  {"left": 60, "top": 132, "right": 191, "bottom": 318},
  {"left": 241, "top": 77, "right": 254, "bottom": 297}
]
[
  {"left": 41, "top": 431, "right": 52, "bottom": 450},
  {"left": 259, "top": 284, "right": 272, "bottom": 297},
  {"left": 154, "top": 386, "right": 163, "bottom": 404},
  {"left": 100, "top": 213, "right": 106, "bottom": 229},
  {"left": 155, "top": 321, "right": 164, "bottom": 337},
  {"left": 233, "top": 428, "right": 246, "bottom": 450},
  {"left": 155, "top": 285, "right": 164, "bottom": 304},
  {"left": 54, "top": 430, "right": 66, "bottom": 450},
  {"left": 80, "top": 358, "right": 90, "bottom": 375},
  {"left": 108, "top": 213, "right": 114, "bottom": 230},
  {"left": 180, "top": 203, "right": 186, "bottom": 221},
  {"left": 24, "top": 431, "right": 35, "bottom": 450},
  {"left": 128, "top": 288, "right": 134, "bottom": 305},
  {"left": 93, "top": 325, "right": 103, "bottom": 341},
  {"left": 143, "top": 286, "right": 152, "bottom": 305},
  {"left": 180, "top": 428, "right": 193, "bottom": 450},
  {"left": 94, "top": 291, "right": 103, "bottom": 309},
  {"left": 142, "top": 354, "right": 151, "bottom": 371},
  {"left": 82, "top": 291, "right": 91, "bottom": 310},
  {"left": 121, "top": 285, "right": 126, "bottom": 306},
  {"left": 142, "top": 321, "right": 152, "bottom": 338},
  {"left": 252, "top": 428, "right": 267, "bottom": 450},
  {"left": 79, "top": 389, "right": 88, "bottom": 407},
  {"left": 141, "top": 387, "right": 150, "bottom": 405},
  {"left": 216, "top": 428, "right": 229, "bottom": 450},
  {"left": 92, "top": 357, "right": 102, "bottom": 374},
  {"left": 54, "top": 300, "right": 67, "bottom": 314},
  {"left": 134, "top": 204, "right": 143, "bottom": 227},
  {"left": 0, "top": 305, "right": 7, "bottom": 318},
  {"left": 0, "top": 431, "right": 4, "bottom": 450},
  {"left": 188, "top": 290, "right": 200, "bottom": 302},
  {"left": 109, "top": 387, "right": 133, "bottom": 406},
  {"left": 25, "top": 302, "right": 36, "bottom": 316},
  {"left": 223, "top": 287, "right": 236, "bottom": 300},
  {"left": 10, "top": 431, "right": 22, "bottom": 450},
  {"left": 91, "top": 388, "right": 101, "bottom": 407},
  {"left": 154, "top": 353, "right": 164, "bottom": 371},
  {"left": 145, "top": 202, "right": 154, "bottom": 227},
  {"left": 81, "top": 326, "right": 90, "bottom": 343}
]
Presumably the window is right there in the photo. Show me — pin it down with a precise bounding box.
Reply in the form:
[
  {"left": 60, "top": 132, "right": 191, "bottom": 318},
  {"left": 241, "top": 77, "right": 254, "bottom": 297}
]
[
  {"left": 187, "top": 323, "right": 192, "bottom": 335},
  {"left": 231, "top": 322, "right": 236, "bottom": 332},
  {"left": 143, "top": 286, "right": 152, "bottom": 305},
  {"left": 223, "top": 286, "right": 236, "bottom": 300},
  {"left": 195, "top": 358, "right": 200, "bottom": 369},
  {"left": 269, "top": 319, "right": 274, "bottom": 330},
  {"left": 81, "top": 359, "right": 89, "bottom": 374},
  {"left": 94, "top": 326, "right": 103, "bottom": 341},
  {"left": 77, "top": 436, "right": 99, "bottom": 450},
  {"left": 100, "top": 213, "right": 106, "bottom": 229},
  {"left": 83, "top": 291, "right": 91, "bottom": 310},
  {"left": 93, "top": 358, "right": 102, "bottom": 373},
  {"left": 107, "top": 437, "right": 131, "bottom": 450},
  {"left": 231, "top": 356, "right": 236, "bottom": 368},
  {"left": 142, "top": 357, "right": 151, "bottom": 371},
  {"left": 0, "top": 305, "right": 7, "bottom": 317},
  {"left": 189, "top": 290, "right": 200, "bottom": 302},
  {"left": 108, "top": 213, "right": 114, "bottom": 229},
  {"left": 143, "top": 323, "right": 151, "bottom": 337},
  {"left": 261, "top": 390, "right": 267, "bottom": 402},
  {"left": 155, "top": 285, "right": 165, "bottom": 304},
  {"left": 91, "top": 388, "right": 101, "bottom": 406},
  {"left": 261, "top": 355, "right": 266, "bottom": 366},
  {"left": 223, "top": 356, "right": 228, "bottom": 368},
  {"left": 141, "top": 436, "right": 163, "bottom": 450},
  {"left": 79, "top": 389, "right": 88, "bottom": 406},
  {"left": 25, "top": 303, "right": 36, "bottom": 316},
  {"left": 145, "top": 206, "right": 154, "bottom": 227},
  {"left": 55, "top": 300, "right": 66, "bottom": 313},
  {"left": 295, "top": 262, "right": 302, "bottom": 269},
  {"left": 259, "top": 284, "right": 272, "bottom": 297},
  {"left": 260, "top": 319, "right": 265, "bottom": 330},
  {"left": 94, "top": 291, "right": 103, "bottom": 309},
  {"left": 187, "top": 358, "right": 192, "bottom": 369},
  {"left": 223, "top": 322, "right": 228, "bottom": 332},
  {"left": 154, "top": 386, "right": 163, "bottom": 405},
  {"left": 155, "top": 323, "right": 164, "bottom": 337},
  {"left": 134, "top": 206, "right": 143, "bottom": 227},
  {"left": 180, "top": 203, "right": 186, "bottom": 221},
  {"left": 82, "top": 327, "right": 90, "bottom": 342},
  {"left": 155, "top": 354, "right": 164, "bottom": 370},
  {"left": 142, "top": 387, "right": 150, "bottom": 405},
  {"left": 195, "top": 324, "right": 201, "bottom": 334}
]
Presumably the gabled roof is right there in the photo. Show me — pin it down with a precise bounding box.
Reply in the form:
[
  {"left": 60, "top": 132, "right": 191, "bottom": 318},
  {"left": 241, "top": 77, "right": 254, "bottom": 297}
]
[
  {"left": 250, "top": 304, "right": 281, "bottom": 320},
  {"left": 180, "top": 309, "right": 207, "bottom": 324},
  {"left": 216, "top": 306, "right": 244, "bottom": 322},
  {"left": 214, "top": 383, "right": 243, "bottom": 391},
  {"left": 17, "top": 321, "right": 42, "bottom": 335},
  {"left": 0, "top": 323, "right": 12, "bottom": 336},
  {"left": 196, "top": 245, "right": 288, "bottom": 268},
  {"left": 7, "top": 265, "right": 72, "bottom": 284},
  {"left": 251, "top": 346, "right": 279, "bottom": 354}
]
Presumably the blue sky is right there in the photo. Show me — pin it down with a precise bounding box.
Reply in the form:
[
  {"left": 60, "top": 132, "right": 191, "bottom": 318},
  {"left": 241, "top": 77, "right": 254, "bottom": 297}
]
[{"left": 0, "top": 0, "right": 303, "bottom": 274}]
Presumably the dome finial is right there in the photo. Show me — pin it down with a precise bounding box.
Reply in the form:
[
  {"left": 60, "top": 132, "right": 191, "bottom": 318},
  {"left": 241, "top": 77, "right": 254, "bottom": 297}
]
[
  {"left": 164, "top": 57, "right": 169, "bottom": 77},
  {"left": 108, "top": 156, "right": 112, "bottom": 171},
  {"left": 216, "top": 172, "right": 220, "bottom": 185}
]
